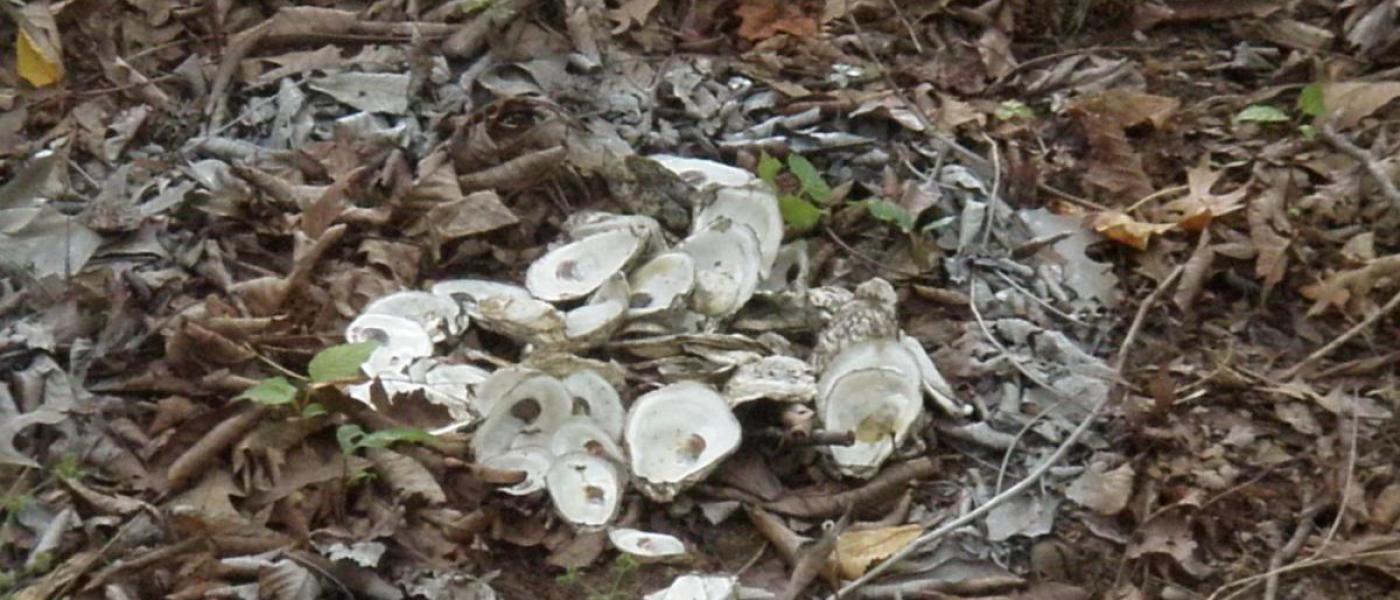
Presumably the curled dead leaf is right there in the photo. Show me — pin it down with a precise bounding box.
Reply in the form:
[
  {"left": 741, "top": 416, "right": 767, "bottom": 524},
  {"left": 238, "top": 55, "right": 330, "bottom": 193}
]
[
  {"left": 828, "top": 524, "right": 922, "bottom": 580},
  {"left": 1088, "top": 211, "right": 1174, "bottom": 251}
]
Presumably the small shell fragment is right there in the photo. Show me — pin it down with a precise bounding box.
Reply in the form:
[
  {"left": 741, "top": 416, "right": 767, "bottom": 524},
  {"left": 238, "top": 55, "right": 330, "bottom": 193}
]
[
  {"left": 608, "top": 528, "right": 688, "bottom": 563},
  {"left": 546, "top": 452, "right": 625, "bottom": 528},
  {"left": 362, "top": 291, "right": 467, "bottom": 341},
  {"left": 345, "top": 313, "right": 435, "bottom": 377},
  {"left": 481, "top": 446, "right": 553, "bottom": 496},
  {"left": 643, "top": 574, "right": 738, "bottom": 600}
]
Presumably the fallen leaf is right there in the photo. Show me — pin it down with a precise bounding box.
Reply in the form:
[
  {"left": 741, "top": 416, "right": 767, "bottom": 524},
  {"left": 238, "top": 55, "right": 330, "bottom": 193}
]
[
  {"left": 1126, "top": 513, "right": 1212, "bottom": 577},
  {"left": 736, "top": 0, "right": 819, "bottom": 41},
  {"left": 1065, "top": 462, "right": 1135, "bottom": 515},
  {"left": 1162, "top": 162, "right": 1248, "bottom": 230},
  {"left": 12, "top": 2, "right": 65, "bottom": 88},
  {"left": 1300, "top": 254, "right": 1400, "bottom": 316},
  {"left": 1088, "top": 211, "right": 1175, "bottom": 251},
  {"left": 259, "top": 559, "right": 322, "bottom": 600},
  {"left": 1067, "top": 90, "right": 1179, "bottom": 201},
  {"left": 607, "top": 0, "right": 662, "bottom": 32},
  {"left": 1321, "top": 81, "right": 1400, "bottom": 129},
  {"left": 1173, "top": 230, "right": 1214, "bottom": 311},
  {"left": 829, "top": 524, "right": 922, "bottom": 579},
  {"left": 366, "top": 447, "right": 447, "bottom": 504},
  {"left": 1247, "top": 180, "right": 1292, "bottom": 294}
]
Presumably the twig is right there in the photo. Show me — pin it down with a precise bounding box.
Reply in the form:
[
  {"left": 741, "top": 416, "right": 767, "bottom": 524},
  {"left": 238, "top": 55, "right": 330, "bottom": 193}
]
[
  {"left": 1276, "top": 286, "right": 1400, "bottom": 380},
  {"left": 1317, "top": 407, "right": 1359, "bottom": 552},
  {"left": 1208, "top": 550, "right": 1400, "bottom": 600},
  {"left": 823, "top": 226, "right": 926, "bottom": 280},
  {"left": 1318, "top": 124, "right": 1400, "bottom": 209},
  {"left": 1263, "top": 501, "right": 1324, "bottom": 600},
  {"left": 830, "top": 265, "right": 1184, "bottom": 598}
]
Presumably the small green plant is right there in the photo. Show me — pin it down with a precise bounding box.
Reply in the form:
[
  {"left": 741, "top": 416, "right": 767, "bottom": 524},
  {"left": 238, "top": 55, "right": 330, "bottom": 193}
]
[
  {"left": 335, "top": 424, "right": 435, "bottom": 455},
  {"left": 1233, "top": 82, "right": 1328, "bottom": 140},
  {"left": 554, "top": 554, "right": 641, "bottom": 600},
  {"left": 994, "top": 99, "right": 1036, "bottom": 121},
  {"left": 758, "top": 152, "right": 830, "bottom": 231},
  {"left": 236, "top": 340, "right": 378, "bottom": 411},
  {"left": 48, "top": 454, "right": 87, "bottom": 481}
]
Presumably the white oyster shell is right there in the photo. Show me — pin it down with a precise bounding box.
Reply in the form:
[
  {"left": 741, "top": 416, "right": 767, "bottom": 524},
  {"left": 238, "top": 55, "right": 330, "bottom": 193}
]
[
  {"left": 627, "top": 252, "right": 696, "bottom": 318},
  {"left": 647, "top": 155, "right": 756, "bottom": 189},
  {"left": 345, "top": 314, "right": 435, "bottom": 377},
  {"left": 563, "top": 273, "right": 629, "bottom": 348},
  {"left": 478, "top": 444, "right": 548, "bottom": 495},
  {"left": 526, "top": 228, "right": 645, "bottom": 302},
  {"left": 470, "top": 372, "right": 571, "bottom": 460},
  {"left": 561, "top": 369, "right": 625, "bottom": 441},
  {"left": 546, "top": 452, "right": 625, "bottom": 528},
  {"left": 430, "top": 279, "right": 533, "bottom": 320},
  {"left": 695, "top": 185, "right": 782, "bottom": 277},
  {"left": 722, "top": 355, "right": 816, "bottom": 406},
  {"left": 362, "top": 291, "right": 466, "bottom": 341},
  {"left": 481, "top": 446, "right": 553, "bottom": 496},
  {"left": 608, "top": 529, "right": 688, "bottom": 562},
  {"left": 551, "top": 417, "right": 626, "bottom": 463},
  {"left": 817, "top": 339, "right": 924, "bottom": 478},
  {"left": 563, "top": 211, "right": 663, "bottom": 251},
  {"left": 476, "top": 293, "right": 567, "bottom": 347},
  {"left": 643, "top": 574, "right": 738, "bottom": 600},
  {"left": 677, "top": 224, "right": 763, "bottom": 318},
  {"left": 625, "top": 381, "right": 742, "bottom": 502}
]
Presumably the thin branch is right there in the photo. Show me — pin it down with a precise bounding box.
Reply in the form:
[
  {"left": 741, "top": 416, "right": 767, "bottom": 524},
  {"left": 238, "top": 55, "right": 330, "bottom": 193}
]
[
  {"left": 1277, "top": 286, "right": 1400, "bottom": 380},
  {"left": 830, "top": 265, "right": 1184, "bottom": 598},
  {"left": 1263, "top": 501, "right": 1325, "bottom": 600}
]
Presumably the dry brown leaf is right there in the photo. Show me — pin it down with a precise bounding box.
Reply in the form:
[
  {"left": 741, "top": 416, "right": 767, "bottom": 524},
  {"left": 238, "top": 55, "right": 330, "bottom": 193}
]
[
  {"left": 1371, "top": 484, "right": 1400, "bottom": 529},
  {"left": 1065, "top": 462, "right": 1135, "bottom": 515},
  {"left": 1067, "top": 90, "right": 1179, "bottom": 201},
  {"left": 259, "top": 559, "right": 322, "bottom": 600},
  {"left": 167, "top": 406, "right": 267, "bottom": 491},
  {"left": 1247, "top": 179, "right": 1292, "bottom": 294},
  {"left": 735, "top": 0, "right": 820, "bottom": 41},
  {"left": 1126, "top": 513, "right": 1212, "bottom": 577},
  {"left": 607, "top": 0, "right": 662, "bottom": 32},
  {"left": 828, "top": 524, "right": 922, "bottom": 580},
  {"left": 1162, "top": 162, "right": 1248, "bottom": 230},
  {"left": 1321, "top": 81, "right": 1400, "bottom": 129},
  {"left": 1173, "top": 230, "right": 1214, "bottom": 312},
  {"left": 366, "top": 447, "right": 447, "bottom": 504},
  {"left": 1088, "top": 211, "right": 1175, "bottom": 251},
  {"left": 1301, "top": 254, "right": 1400, "bottom": 316}
]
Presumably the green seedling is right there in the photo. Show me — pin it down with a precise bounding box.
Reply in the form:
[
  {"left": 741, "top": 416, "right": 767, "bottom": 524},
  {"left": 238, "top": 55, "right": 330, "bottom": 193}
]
[
  {"left": 758, "top": 152, "right": 831, "bottom": 231},
  {"left": 1232, "top": 82, "right": 1328, "bottom": 141},
  {"left": 236, "top": 341, "right": 378, "bottom": 409}
]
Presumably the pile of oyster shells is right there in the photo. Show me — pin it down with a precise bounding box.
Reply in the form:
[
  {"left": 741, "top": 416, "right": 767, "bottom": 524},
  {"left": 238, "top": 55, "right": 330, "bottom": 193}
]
[{"left": 340, "top": 156, "right": 966, "bottom": 582}]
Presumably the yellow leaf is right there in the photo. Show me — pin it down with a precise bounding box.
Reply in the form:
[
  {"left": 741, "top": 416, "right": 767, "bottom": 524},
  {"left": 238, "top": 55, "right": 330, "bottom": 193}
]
[
  {"left": 829, "top": 524, "right": 922, "bottom": 580},
  {"left": 17, "top": 28, "right": 63, "bottom": 87},
  {"left": 1089, "top": 211, "right": 1175, "bottom": 251}
]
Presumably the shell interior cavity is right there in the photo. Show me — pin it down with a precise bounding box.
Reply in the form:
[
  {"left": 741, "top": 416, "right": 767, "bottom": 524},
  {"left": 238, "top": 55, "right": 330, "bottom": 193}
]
[
  {"left": 608, "top": 528, "right": 688, "bottom": 561},
  {"left": 362, "top": 290, "right": 467, "bottom": 341},
  {"left": 345, "top": 313, "right": 435, "bottom": 377}
]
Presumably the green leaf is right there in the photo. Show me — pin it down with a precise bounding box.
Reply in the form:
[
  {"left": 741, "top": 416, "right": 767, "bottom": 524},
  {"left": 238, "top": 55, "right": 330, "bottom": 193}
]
[
  {"left": 336, "top": 424, "right": 367, "bottom": 455},
  {"left": 1298, "top": 123, "right": 1317, "bottom": 141},
  {"left": 779, "top": 194, "right": 824, "bottom": 230},
  {"left": 1298, "top": 83, "right": 1326, "bottom": 117},
  {"left": 308, "top": 341, "right": 378, "bottom": 383},
  {"left": 756, "top": 152, "right": 783, "bottom": 185},
  {"left": 236, "top": 376, "right": 299, "bottom": 406},
  {"left": 359, "top": 428, "right": 435, "bottom": 449},
  {"left": 864, "top": 199, "right": 914, "bottom": 231},
  {"left": 994, "top": 99, "right": 1035, "bottom": 121},
  {"left": 301, "top": 403, "right": 327, "bottom": 417},
  {"left": 786, "top": 154, "right": 831, "bottom": 203},
  {"left": 1234, "top": 104, "right": 1290, "bottom": 123}
]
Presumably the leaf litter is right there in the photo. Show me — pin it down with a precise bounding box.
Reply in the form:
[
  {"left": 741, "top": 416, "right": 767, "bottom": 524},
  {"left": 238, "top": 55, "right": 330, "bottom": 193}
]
[{"left": 2, "top": 1, "right": 1400, "bottom": 599}]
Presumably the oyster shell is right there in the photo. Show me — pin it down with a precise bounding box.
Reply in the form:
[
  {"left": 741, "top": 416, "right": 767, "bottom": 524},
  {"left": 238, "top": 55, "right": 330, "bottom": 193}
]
[
  {"left": 647, "top": 155, "right": 756, "bottom": 189},
  {"left": 608, "top": 529, "right": 688, "bottom": 563},
  {"left": 551, "top": 417, "right": 626, "bottom": 463},
  {"left": 817, "top": 339, "right": 925, "bottom": 478},
  {"left": 526, "top": 228, "right": 645, "bottom": 302},
  {"left": 362, "top": 291, "right": 466, "bottom": 341},
  {"left": 625, "top": 381, "right": 742, "bottom": 502},
  {"left": 722, "top": 355, "right": 816, "bottom": 406},
  {"left": 345, "top": 313, "right": 435, "bottom": 377},
  {"left": 430, "top": 279, "right": 533, "bottom": 320},
  {"left": 481, "top": 446, "right": 553, "bottom": 496},
  {"left": 627, "top": 252, "right": 696, "bottom": 318},
  {"left": 561, "top": 369, "right": 625, "bottom": 441},
  {"left": 470, "top": 372, "right": 571, "bottom": 460},
  {"left": 643, "top": 574, "right": 738, "bottom": 600},
  {"left": 562, "top": 273, "right": 630, "bottom": 349},
  {"left": 476, "top": 293, "right": 568, "bottom": 347},
  {"left": 677, "top": 224, "right": 763, "bottom": 318},
  {"left": 695, "top": 185, "right": 782, "bottom": 276},
  {"left": 546, "top": 452, "right": 625, "bottom": 528}
]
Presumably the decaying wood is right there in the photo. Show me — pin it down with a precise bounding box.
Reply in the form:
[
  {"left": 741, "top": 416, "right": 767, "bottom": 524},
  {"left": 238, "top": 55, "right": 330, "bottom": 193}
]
[{"left": 764, "top": 457, "right": 939, "bottom": 518}]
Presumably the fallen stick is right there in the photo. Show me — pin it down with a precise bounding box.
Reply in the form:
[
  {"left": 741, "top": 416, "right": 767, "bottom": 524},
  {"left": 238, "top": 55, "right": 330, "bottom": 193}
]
[
  {"left": 1318, "top": 123, "right": 1400, "bottom": 210},
  {"left": 1277, "top": 286, "right": 1400, "bottom": 380},
  {"left": 829, "top": 265, "right": 1184, "bottom": 598}
]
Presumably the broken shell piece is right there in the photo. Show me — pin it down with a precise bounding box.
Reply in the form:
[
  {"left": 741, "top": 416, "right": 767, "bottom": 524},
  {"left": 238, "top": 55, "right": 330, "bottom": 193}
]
[
  {"left": 526, "top": 228, "right": 645, "bottom": 302},
  {"left": 430, "top": 279, "right": 533, "bottom": 320},
  {"left": 625, "top": 382, "right": 742, "bottom": 502},
  {"left": 758, "top": 241, "right": 809, "bottom": 295},
  {"left": 563, "top": 212, "right": 664, "bottom": 251},
  {"left": 419, "top": 361, "right": 491, "bottom": 422},
  {"left": 898, "top": 334, "right": 970, "bottom": 416},
  {"left": 546, "top": 452, "right": 625, "bottom": 528},
  {"left": 723, "top": 355, "right": 816, "bottom": 406},
  {"left": 481, "top": 446, "right": 553, "bottom": 496},
  {"left": 561, "top": 369, "right": 625, "bottom": 441},
  {"left": 695, "top": 186, "right": 783, "bottom": 276},
  {"left": 362, "top": 291, "right": 467, "bottom": 341},
  {"left": 563, "top": 274, "right": 629, "bottom": 348},
  {"left": 470, "top": 373, "right": 571, "bottom": 460},
  {"left": 627, "top": 252, "right": 696, "bottom": 318},
  {"left": 678, "top": 224, "right": 763, "bottom": 318},
  {"left": 345, "top": 314, "right": 435, "bottom": 377},
  {"left": 551, "top": 417, "right": 626, "bottom": 463},
  {"left": 647, "top": 155, "right": 756, "bottom": 189},
  {"left": 643, "top": 574, "right": 738, "bottom": 600},
  {"left": 608, "top": 529, "right": 688, "bottom": 563}
]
